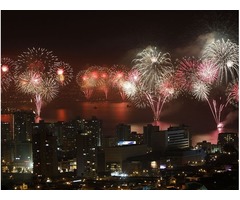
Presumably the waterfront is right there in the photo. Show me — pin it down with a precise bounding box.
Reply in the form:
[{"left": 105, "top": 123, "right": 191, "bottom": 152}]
[{"left": 37, "top": 100, "right": 238, "bottom": 146}]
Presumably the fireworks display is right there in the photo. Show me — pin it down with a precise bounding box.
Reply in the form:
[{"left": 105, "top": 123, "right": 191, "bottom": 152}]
[
  {"left": 2, "top": 39, "right": 239, "bottom": 129},
  {"left": 14, "top": 47, "right": 72, "bottom": 119},
  {"left": 1, "top": 57, "right": 21, "bottom": 92},
  {"left": 18, "top": 47, "right": 58, "bottom": 73},
  {"left": 49, "top": 61, "right": 73, "bottom": 86},
  {"left": 202, "top": 39, "right": 239, "bottom": 84}
]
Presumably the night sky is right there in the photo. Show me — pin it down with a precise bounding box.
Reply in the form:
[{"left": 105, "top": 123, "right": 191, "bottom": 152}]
[{"left": 2, "top": 10, "right": 238, "bottom": 68}]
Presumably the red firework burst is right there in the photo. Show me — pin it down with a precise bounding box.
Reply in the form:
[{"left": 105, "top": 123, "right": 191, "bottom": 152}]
[{"left": 175, "top": 57, "right": 200, "bottom": 91}]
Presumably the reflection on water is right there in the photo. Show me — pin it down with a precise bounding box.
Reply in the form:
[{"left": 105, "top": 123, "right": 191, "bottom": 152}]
[{"left": 39, "top": 101, "right": 238, "bottom": 146}]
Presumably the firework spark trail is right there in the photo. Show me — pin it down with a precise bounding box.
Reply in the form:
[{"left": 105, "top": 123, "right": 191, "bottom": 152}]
[
  {"left": 83, "top": 89, "right": 93, "bottom": 100},
  {"left": 206, "top": 99, "right": 225, "bottom": 125},
  {"left": 35, "top": 94, "right": 42, "bottom": 117},
  {"left": 202, "top": 39, "right": 239, "bottom": 84},
  {"left": 191, "top": 80, "right": 231, "bottom": 126},
  {"left": 98, "top": 66, "right": 112, "bottom": 100}
]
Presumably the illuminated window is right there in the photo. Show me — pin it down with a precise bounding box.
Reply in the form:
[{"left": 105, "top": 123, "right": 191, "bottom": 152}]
[{"left": 151, "top": 161, "right": 157, "bottom": 169}]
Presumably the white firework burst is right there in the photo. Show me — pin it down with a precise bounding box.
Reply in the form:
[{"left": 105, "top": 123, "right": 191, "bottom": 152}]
[
  {"left": 133, "top": 46, "right": 173, "bottom": 93},
  {"left": 202, "top": 39, "right": 239, "bottom": 84},
  {"left": 192, "top": 81, "right": 210, "bottom": 101}
]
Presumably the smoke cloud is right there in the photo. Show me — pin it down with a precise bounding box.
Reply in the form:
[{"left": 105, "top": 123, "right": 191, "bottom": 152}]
[
  {"left": 173, "top": 32, "right": 216, "bottom": 58},
  {"left": 222, "top": 110, "right": 239, "bottom": 127}
]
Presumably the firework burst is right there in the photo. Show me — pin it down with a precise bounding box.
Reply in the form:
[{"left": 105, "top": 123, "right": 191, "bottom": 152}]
[
  {"left": 191, "top": 81, "right": 210, "bottom": 101},
  {"left": 127, "top": 85, "right": 149, "bottom": 109},
  {"left": 76, "top": 68, "right": 99, "bottom": 100},
  {"left": 191, "top": 78, "right": 227, "bottom": 126},
  {"left": 17, "top": 71, "right": 43, "bottom": 94},
  {"left": 158, "top": 72, "right": 179, "bottom": 101},
  {"left": 17, "top": 71, "right": 59, "bottom": 117},
  {"left": 226, "top": 80, "right": 239, "bottom": 107},
  {"left": 127, "top": 46, "right": 178, "bottom": 122},
  {"left": 1, "top": 57, "right": 21, "bottom": 91},
  {"left": 40, "top": 77, "right": 59, "bottom": 102},
  {"left": 18, "top": 47, "right": 58, "bottom": 73},
  {"left": 132, "top": 46, "right": 173, "bottom": 93},
  {"left": 128, "top": 69, "right": 140, "bottom": 83},
  {"left": 202, "top": 39, "right": 239, "bottom": 84},
  {"left": 175, "top": 57, "right": 200, "bottom": 92},
  {"left": 122, "top": 81, "right": 137, "bottom": 98},
  {"left": 49, "top": 61, "right": 73, "bottom": 86},
  {"left": 197, "top": 60, "right": 219, "bottom": 84},
  {"left": 110, "top": 65, "right": 129, "bottom": 100}
]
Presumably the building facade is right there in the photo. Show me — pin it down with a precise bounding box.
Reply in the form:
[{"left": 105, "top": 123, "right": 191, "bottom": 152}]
[{"left": 32, "top": 120, "right": 58, "bottom": 179}]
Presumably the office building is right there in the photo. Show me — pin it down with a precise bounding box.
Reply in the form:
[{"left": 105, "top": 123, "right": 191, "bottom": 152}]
[
  {"left": 104, "top": 144, "right": 148, "bottom": 173},
  {"left": 151, "top": 125, "right": 190, "bottom": 152},
  {"left": 76, "top": 116, "right": 103, "bottom": 178},
  {"left": 116, "top": 123, "right": 131, "bottom": 141},
  {"left": 13, "top": 110, "right": 35, "bottom": 142},
  {"left": 32, "top": 120, "right": 58, "bottom": 179},
  {"left": 218, "top": 132, "right": 238, "bottom": 152},
  {"left": 143, "top": 124, "right": 160, "bottom": 147}
]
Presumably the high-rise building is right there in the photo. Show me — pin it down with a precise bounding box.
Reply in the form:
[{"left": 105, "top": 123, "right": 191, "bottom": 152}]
[
  {"left": 1, "top": 122, "right": 11, "bottom": 142},
  {"left": 1, "top": 113, "right": 14, "bottom": 140},
  {"left": 116, "top": 123, "right": 131, "bottom": 141},
  {"left": 86, "top": 116, "right": 102, "bottom": 146},
  {"left": 1, "top": 122, "right": 15, "bottom": 164},
  {"left": 218, "top": 132, "right": 238, "bottom": 152},
  {"left": 143, "top": 124, "right": 160, "bottom": 147},
  {"left": 13, "top": 111, "right": 35, "bottom": 142},
  {"left": 32, "top": 120, "right": 58, "bottom": 179},
  {"left": 76, "top": 116, "right": 103, "bottom": 178},
  {"left": 76, "top": 132, "right": 98, "bottom": 177},
  {"left": 1, "top": 111, "right": 35, "bottom": 173},
  {"left": 60, "top": 121, "right": 77, "bottom": 159}
]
